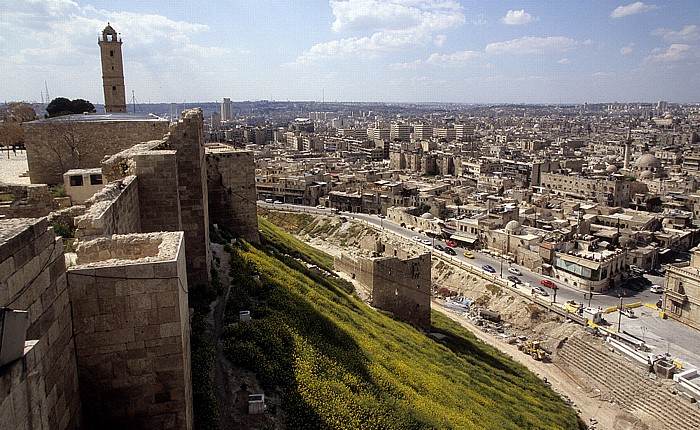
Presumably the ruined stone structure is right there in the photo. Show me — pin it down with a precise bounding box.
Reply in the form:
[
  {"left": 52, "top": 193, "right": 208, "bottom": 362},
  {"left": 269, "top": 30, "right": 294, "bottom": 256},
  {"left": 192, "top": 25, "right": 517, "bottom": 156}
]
[
  {"left": 335, "top": 240, "right": 432, "bottom": 330},
  {"left": 206, "top": 145, "right": 260, "bottom": 243},
  {"left": 22, "top": 113, "right": 168, "bottom": 185},
  {"left": 67, "top": 232, "right": 192, "bottom": 430},
  {"left": 0, "top": 218, "right": 82, "bottom": 429},
  {"left": 0, "top": 184, "right": 60, "bottom": 218},
  {"left": 98, "top": 24, "right": 127, "bottom": 113}
]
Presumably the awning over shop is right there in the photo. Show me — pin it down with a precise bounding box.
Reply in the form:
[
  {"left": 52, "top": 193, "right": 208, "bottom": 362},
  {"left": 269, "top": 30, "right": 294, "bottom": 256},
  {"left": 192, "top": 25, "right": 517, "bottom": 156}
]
[{"left": 450, "top": 234, "right": 478, "bottom": 244}]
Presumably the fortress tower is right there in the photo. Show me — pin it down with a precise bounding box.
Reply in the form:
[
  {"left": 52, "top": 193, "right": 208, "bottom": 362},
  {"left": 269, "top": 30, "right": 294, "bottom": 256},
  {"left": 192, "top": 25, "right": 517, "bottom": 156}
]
[{"left": 98, "top": 23, "right": 127, "bottom": 113}]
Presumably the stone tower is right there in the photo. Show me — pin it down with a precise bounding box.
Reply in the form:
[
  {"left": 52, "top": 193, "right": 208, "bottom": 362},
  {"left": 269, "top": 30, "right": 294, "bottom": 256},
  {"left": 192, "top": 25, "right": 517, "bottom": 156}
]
[{"left": 98, "top": 23, "right": 127, "bottom": 113}]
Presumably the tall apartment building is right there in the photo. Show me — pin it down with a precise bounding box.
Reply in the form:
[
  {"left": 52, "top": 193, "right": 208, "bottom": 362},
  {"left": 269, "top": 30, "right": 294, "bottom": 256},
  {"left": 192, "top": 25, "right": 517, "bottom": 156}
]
[
  {"left": 221, "top": 97, "right": 233, "bottom": 121},
  {"left": 413, "top": 123, "right": 433, "bottom": 141},
  {"left": 390, "top": 122, "right": 411, "bottom": 141},
  {"left": 368, "top": 127, "right": 390, "bottom": 140},
  {"left": 455, "top": 123, "right": 475, "bottom": 141}
]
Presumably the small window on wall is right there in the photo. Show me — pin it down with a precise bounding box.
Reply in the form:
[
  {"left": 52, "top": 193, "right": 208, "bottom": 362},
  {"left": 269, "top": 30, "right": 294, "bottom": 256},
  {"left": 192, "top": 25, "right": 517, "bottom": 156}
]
[
  {"left": 110, "top": 50, "right": 114, "bottom": 57},
  {"left": 70, "top": 175, "right": 84, "bottom": 187},
  {"left": 112, "top": 86, "right": 116, "bottom": 91},
  {"left": 90, "top": 175, "right": 103, "bottom": 185}
]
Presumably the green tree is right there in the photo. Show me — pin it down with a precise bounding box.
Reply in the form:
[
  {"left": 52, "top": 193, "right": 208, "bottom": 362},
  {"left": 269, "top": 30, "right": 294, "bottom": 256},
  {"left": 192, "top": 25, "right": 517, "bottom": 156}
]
[{"left": 46, "top": 97, "right": 96, "bottom": 117}]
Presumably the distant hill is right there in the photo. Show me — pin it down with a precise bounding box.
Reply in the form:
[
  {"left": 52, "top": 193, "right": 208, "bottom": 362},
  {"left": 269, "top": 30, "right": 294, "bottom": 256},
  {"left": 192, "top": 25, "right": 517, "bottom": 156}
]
[{"left": 196, "top": 218, "right": 585, "bottom": 429}]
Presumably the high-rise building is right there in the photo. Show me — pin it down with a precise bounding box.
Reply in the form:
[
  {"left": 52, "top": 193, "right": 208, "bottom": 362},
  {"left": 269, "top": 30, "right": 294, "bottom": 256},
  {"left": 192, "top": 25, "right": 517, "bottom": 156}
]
[
  {"left": 98, "top": 23, "right": 126, "bottom": 113},
  {"left": 413, "top": 123, "right": 433, "bottom": 140},
  {"left": 221, "top": 97, "right": 233, "bottom": 121},
  {"left": 390, "top": 122, "right": 411, "bottom": 141}
]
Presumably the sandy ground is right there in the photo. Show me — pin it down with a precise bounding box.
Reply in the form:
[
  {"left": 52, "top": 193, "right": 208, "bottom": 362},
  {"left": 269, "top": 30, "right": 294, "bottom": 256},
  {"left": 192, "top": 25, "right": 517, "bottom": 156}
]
[{"left": 0, "top": 149, "right": 30, "bottom": 184}]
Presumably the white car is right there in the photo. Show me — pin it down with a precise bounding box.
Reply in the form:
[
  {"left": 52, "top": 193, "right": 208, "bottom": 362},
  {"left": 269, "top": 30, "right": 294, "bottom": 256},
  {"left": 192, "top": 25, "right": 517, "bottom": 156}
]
[
  {"left": 421, "top": 239, "right": 432, "bottom": 245},
  {"left": 650, "top": 284, "right": 664, "bottom": 293},
  {"left": 411, "top": 236, "right": 421, "bottom": 242},
  {"left": 621, "top": 308, "right": 635, "bottom": 318},
  {"left": 507, "top": 268, "right": 522, "bottom": 276},
  {"left": 316, "top": 205, "right": 325, "bottom": 209}
]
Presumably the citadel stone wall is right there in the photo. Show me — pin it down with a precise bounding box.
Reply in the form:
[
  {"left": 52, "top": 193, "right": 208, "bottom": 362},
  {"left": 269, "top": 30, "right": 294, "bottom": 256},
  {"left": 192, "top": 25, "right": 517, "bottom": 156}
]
[
  {"left": 23, "top": 115, "right": 169, "bottom": 185},
  {"left": 74, "top": 175, "right": 141, "bottom": 239},
  {"left": 334, "top": 241, "right": 432, "bottom": 330},
  {"left": 166, "top": 109, "right": 211, "bottom": 286},
  {"left": 206, "top": 146, "right": 260, "bottom": 243},
  {"left": 66, "top": 232, "right": 192, "bottom": 430},
  {"left": 0, "top": 218, "right": 82, "bottom": 429}
]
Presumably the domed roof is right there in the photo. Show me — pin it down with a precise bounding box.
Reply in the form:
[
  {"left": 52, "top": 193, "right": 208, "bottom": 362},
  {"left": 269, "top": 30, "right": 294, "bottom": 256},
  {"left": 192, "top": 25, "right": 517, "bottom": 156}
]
[
  {"left": 420, "top": 212, "right": 435, "bottom": 220},
  {"left": 606, "top": 164, "right": 618, "bottom": 173},
  {"left": 505, "top": 220, "right": 521, "bottom": 233},
  {"left": 635, "top": 153, "right": 661, "bottom": 169},
  {"left": 639, "top": 170, "right": 654, "bottom": 179}
]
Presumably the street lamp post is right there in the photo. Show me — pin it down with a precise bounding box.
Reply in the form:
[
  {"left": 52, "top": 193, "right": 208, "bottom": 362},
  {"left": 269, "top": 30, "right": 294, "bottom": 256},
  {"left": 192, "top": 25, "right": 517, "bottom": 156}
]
[{"left": 617, "top": 294, "right": 624, "bottom": 332}]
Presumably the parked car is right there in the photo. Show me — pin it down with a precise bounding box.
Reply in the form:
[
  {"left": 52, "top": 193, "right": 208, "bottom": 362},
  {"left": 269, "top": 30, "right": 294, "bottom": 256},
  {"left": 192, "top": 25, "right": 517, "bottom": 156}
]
[
  {"left": 463, "top": 251, "right": 474, "bottom": 259},
  {"left": 274, "top": 200, "right": 283, "bottom": 204},
  {"left": 316, "top": 205, "right": 325, "bottom": 209},
  {"left": 507, "top": 267, "right": 522, "bottom": 276},
  {"left": 445, "top": 240, "right": 458, "bottom": 247},
  {"left": 444, "top": 247, "right": 456, "bottom": 255},
  {"left": 421, "top": 239, "right": 431, "bottom": 245},
  {"left": 507, "top": 275, "right": 521, "bottom": 284},
  {"left": 378, "top": 214, "right": 386, "bottom": 219},
  {"left": 540, "top": 279, "right": 557, "bottom": 289},
  {"left": 650, "top": 284, "right": 664, "bottom": 293},
  {"left": 411, "top": 236, "right": 421, "bottom": 241},
  {"left": 620, "top": 308, "right": 635, "bottom": 318},
  {"left": 531, "top": 286, "right": 549, "bottom": 296},
  {"left": 434, "top": 244, "right": 444, "bottom": 251},
  {"left": 482, "top": 265, "right": 496, "bottom": 273}
]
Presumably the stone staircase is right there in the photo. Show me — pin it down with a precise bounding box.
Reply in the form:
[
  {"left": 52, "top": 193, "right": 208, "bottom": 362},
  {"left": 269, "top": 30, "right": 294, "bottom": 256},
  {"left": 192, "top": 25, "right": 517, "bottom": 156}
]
[{"left": 556, "top": 335, "right": 700, "bottom": 430}]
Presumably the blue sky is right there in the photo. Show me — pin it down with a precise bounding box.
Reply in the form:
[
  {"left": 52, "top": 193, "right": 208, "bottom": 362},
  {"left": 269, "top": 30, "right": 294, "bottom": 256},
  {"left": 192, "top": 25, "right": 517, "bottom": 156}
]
[{"left": 1, "top": 0, "right": 698, "bottom": 104}]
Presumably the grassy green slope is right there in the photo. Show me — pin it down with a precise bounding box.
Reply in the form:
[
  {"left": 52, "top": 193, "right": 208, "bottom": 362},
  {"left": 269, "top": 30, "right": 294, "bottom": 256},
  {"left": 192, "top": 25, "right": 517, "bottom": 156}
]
[{"left": 221, "top": 218, "right": 585, "bottom": 429}]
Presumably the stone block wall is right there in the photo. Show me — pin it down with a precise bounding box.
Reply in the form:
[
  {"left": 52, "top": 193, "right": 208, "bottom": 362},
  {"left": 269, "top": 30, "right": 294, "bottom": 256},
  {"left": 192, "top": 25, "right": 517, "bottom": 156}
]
[
  {"left": 74, "top": 175, "right": 141, "bottom": 239},
  {"left": 206, "top": 146, "right": 259, "bottom": 243},
  {"left": 0, "top": 184, "right": 57, "bottom": 219},
  {"left": 371, "top": 252, "right": 432, "bottom": 331},
  {"left": 0, "top": 341, "right": 50, "bottom": 430},
  {"left": 334, "top": 243, "right": 432, "bottom": 330},
  {"left": 66, "top": 232, "right": 192, "bottom": 430},
  {"left": 0, "top": 218, "right": 82, "bottom": 429},
  {"left": 23, "top": 116, "right": 169, "bottom": 185},
  {"left": 166, "top": 109, "right": 211, "bottom": 286}
]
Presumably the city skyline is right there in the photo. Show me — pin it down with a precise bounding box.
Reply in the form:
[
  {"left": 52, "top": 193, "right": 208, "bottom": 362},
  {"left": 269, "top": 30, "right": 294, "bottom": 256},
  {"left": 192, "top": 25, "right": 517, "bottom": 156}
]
[{"left": 1, "top": 0, "right": 699, "bottom": 105}]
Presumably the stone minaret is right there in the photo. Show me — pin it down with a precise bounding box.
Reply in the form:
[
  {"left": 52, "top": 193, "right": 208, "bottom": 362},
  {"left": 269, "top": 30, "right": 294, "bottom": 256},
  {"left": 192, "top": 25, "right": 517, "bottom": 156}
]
[{"left": 98, "top": 23, "right": 127, "bottom": 113}]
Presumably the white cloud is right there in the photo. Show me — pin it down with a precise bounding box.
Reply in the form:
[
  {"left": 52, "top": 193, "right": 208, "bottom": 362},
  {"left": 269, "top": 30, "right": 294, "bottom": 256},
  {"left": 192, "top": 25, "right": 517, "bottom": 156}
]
[
  {"left": 610, "top": 2, "right": 658, "bottom": 19},
  {"left": 651, "top": 25, "right": 699, "bottom": 42},
  {"left": 646, "top": 44, "right": 692, "bottom": 62},
  {"left": 592, "top": 71, "right": 613, "bottom": 77},
  {"left": 557, "top": 58, "right": 569, "bottom": 64},
  {"left": 426, "top": 51, "right": 482, "bottom": 67},
  {"left": 485, "top": 37, "right": 577, "bottom": 54},
  {"left": 390, "top": 50, "right": 481, "bottom": 69},
  {"left": 294, "top": 0, "right": 465, "bottom": 63},
  {"left": 500, "top": 10, "right": 536, "bottom": 25},
  {"left": 620, "top": 43, "right": 635, "bottom": 54}
]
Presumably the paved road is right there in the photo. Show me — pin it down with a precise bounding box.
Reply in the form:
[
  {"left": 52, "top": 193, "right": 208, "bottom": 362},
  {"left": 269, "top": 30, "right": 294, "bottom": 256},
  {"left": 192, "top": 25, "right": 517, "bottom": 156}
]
[{"left": 260, "top": 202, "right": 700, "bottom": 368}]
